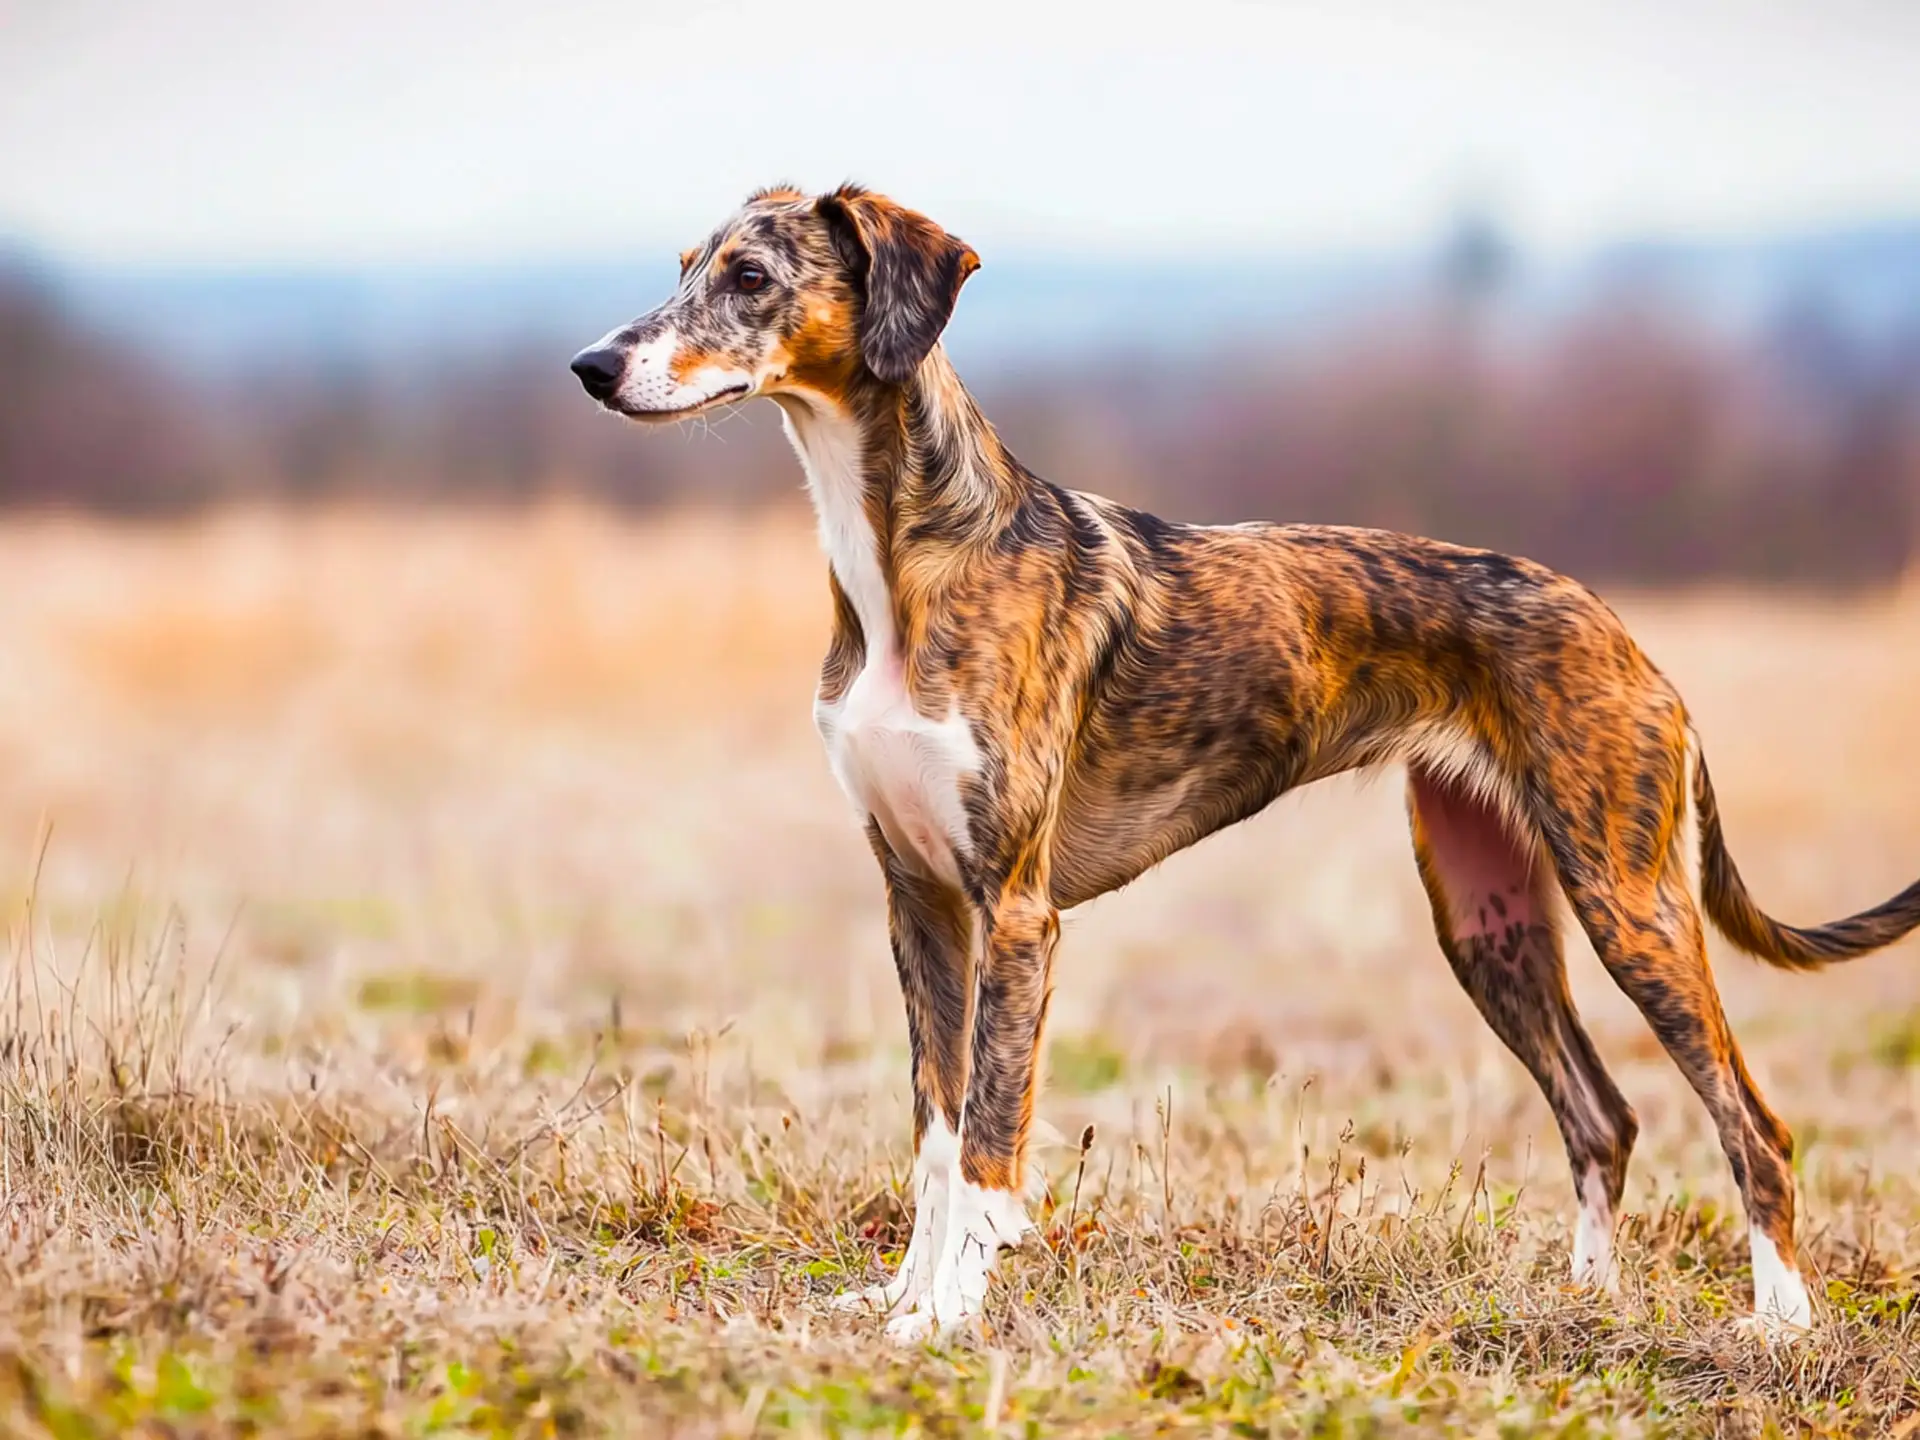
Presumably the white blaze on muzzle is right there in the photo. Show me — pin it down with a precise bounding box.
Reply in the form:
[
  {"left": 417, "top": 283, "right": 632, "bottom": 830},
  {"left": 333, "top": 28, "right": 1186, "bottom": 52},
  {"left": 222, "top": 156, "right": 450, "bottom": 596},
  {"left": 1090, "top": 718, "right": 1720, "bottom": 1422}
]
[{"left": 613, "top": 328, "right": 755, "bottom": 416}]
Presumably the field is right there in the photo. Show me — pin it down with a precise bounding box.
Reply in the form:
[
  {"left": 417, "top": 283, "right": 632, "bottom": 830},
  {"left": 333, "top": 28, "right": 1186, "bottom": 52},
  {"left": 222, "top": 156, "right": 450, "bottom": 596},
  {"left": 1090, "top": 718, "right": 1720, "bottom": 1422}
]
[{"left": 3, "top": 506, "right": 1919, "bottom": 1438}]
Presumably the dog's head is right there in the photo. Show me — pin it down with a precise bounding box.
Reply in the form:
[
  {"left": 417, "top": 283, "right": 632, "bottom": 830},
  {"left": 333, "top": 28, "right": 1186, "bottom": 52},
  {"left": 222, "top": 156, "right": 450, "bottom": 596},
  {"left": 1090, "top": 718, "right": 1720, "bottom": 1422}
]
[{"left": 570, "top": 184, "right": 979, "bottom": 422}]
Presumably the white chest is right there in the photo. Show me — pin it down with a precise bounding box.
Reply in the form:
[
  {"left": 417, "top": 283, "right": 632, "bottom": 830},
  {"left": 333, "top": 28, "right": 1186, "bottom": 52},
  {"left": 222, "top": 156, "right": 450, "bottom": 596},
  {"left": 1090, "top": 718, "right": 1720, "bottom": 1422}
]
[
  {"left": 782, "top": 396, "right": 982, "bottom": 887},
  {"left": 814, "top": 654, "right": 980, "bottom": 889}
]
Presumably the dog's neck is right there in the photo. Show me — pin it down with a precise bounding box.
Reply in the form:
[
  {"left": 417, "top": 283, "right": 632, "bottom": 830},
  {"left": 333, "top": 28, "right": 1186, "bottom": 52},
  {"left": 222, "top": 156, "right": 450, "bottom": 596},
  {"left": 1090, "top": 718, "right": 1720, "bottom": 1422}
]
[{"left": 774, "top": 347, "right": 1032, "bottom": 660}]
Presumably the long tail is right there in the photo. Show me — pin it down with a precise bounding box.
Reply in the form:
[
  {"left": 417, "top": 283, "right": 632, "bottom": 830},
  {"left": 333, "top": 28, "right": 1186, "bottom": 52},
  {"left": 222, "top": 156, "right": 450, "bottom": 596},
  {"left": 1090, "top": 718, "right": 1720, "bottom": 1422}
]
[{"left": 1694, "top": 749, "right": 1920, "bottom": 971}]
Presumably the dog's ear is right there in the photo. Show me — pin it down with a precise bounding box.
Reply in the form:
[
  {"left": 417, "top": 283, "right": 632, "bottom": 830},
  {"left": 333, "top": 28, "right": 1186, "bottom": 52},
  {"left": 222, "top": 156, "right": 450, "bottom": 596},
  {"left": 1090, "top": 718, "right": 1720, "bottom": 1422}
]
[{"left": 817, "top": 186, "right": 980, "bottom": 386}]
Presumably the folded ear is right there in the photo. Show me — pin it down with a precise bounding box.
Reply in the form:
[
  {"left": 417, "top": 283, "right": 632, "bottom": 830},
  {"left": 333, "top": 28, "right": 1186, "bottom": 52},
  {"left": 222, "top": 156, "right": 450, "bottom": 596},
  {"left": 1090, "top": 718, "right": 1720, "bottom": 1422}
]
[{"left": 818, "top": 185, "right": 980, "bottom": 385}]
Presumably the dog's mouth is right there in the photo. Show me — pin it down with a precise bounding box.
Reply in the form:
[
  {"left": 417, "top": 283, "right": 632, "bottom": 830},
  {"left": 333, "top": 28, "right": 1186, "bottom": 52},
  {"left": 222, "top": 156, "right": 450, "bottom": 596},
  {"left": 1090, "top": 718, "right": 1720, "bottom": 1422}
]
[{"left": 612, "top": 383, "right": 753, "bottom": 424}]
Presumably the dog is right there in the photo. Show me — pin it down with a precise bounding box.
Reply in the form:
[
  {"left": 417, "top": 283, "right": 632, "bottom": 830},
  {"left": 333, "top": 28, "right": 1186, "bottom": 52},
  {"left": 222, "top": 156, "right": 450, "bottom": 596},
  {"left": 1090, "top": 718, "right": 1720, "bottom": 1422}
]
[{"left": 570, "top": 183, "right": 1920, "bottom": 1342}]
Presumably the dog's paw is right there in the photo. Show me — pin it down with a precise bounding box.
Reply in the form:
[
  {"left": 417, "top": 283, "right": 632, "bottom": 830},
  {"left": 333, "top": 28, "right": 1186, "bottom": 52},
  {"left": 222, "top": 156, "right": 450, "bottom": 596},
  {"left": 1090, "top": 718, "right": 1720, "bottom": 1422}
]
[
  {"left": 1734, "top": 1313, "right": 1811, "bottom": 1344},
  {"left": 1565, "top": 1261, "right": 1621, "bottom": 1296},
  {"left": 1745, "top": 1237, "right": 1814, "bottom": 1337},
  {"left": 1736, "top": 1302, "right": 1814, "bottom": 1344},
  {"left": 882, "top": 1307, "right": 942, "bottom": 1345},
  {"left": 831, "top": 1252, "right": 937, "bottom": 1319},
  {"left": 881, "top": 1297, "right": 989, "bottom": 1347},
  {"left": 830, "top": 1281, "right": 902, "bottom": 1316}
]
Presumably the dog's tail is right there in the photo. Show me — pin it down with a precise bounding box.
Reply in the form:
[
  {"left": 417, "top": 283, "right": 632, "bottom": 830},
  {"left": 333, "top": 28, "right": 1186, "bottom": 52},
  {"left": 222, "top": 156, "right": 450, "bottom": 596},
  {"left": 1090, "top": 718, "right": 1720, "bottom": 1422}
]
[{"left": 1694, "top": 746, "right": 1920, "bottom": 970}]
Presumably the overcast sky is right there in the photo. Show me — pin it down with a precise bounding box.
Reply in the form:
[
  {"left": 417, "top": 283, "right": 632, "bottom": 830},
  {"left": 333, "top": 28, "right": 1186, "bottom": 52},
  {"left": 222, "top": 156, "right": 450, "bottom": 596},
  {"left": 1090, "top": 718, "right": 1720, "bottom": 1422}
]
[{"left": 4, "top": 0, "right": 1919, "bottom": 267}]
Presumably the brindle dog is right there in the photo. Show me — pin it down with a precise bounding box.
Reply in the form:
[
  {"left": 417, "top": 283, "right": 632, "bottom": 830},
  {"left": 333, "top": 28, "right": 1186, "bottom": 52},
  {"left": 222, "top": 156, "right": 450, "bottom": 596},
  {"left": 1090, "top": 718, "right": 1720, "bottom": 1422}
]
[{"left": 571, "top": 184, "right": 1920, "bottom": 1342}]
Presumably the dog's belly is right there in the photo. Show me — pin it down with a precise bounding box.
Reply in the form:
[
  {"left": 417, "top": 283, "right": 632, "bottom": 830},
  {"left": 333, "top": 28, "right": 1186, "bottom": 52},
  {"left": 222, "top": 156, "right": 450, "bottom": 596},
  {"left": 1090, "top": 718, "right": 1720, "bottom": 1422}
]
[
  {"left": 1049, "top": 732, "right": 1300, "bottom": 909},
  {"left": 814, "top": 655, "right": 979, "bottom": 888},
  {"left": 1050, "top": 771, "right": 1237, "bottom": 908}
]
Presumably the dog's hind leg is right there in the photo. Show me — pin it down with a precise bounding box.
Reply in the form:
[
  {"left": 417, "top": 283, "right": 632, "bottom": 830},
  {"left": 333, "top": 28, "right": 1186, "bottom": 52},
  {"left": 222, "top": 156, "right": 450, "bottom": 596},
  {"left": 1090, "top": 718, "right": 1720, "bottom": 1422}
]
[
  {"left": 833, "top": 834, "right": 975, "bottom": 1319},
  {"left": 1547, "top": 733, "right": 1811, "bottom": 1333},
  {"left": 1408, "top": 766, "right": 1639, "bottom": 1288}
]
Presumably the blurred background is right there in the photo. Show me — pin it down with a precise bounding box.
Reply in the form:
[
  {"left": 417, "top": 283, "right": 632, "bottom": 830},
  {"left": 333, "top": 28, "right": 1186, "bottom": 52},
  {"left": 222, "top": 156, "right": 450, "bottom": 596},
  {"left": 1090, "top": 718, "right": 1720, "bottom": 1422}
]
[{"left": 5, "top": 0, "right": 1919, "bottom": 585}]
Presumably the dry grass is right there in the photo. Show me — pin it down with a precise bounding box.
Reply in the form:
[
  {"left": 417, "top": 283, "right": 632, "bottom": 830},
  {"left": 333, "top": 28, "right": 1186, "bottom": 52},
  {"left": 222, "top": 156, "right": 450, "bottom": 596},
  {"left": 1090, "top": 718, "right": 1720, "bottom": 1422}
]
[{"left": 3, "top": 503, "right": 1919, "bottom": 1438}]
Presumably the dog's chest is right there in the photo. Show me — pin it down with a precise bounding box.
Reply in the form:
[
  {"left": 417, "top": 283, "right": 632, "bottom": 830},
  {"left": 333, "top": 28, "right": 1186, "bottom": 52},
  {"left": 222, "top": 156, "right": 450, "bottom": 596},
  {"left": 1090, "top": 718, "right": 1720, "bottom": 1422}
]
[
  {"left": 782, "top": 400, "right": 981, "bottom": 887},
  {"left": 814, "top": 655, "right": 979, "bottom": 889}
]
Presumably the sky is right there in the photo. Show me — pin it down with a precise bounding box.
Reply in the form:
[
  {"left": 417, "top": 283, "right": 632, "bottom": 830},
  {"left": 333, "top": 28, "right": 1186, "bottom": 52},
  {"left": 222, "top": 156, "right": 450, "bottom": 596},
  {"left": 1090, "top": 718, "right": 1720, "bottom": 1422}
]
[{"left": 4, "top": 0, "right": 1920, "bottom": 268}]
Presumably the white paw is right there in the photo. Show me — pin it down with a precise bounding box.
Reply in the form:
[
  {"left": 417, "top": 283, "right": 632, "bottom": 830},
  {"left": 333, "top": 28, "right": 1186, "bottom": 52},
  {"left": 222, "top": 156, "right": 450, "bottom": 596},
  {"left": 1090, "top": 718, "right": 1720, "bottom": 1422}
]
[
  {"left": 882, "top": 1306, "right": 941, "bottom": 1344},
  {"left": 1747, "top": 1230, "right": 1813, "bottom": 1336},
  {"left": 879, "top": 1256, "right": 985, "bottom": 1346},
  {"left": 1568, "top": 1246, "right": 1620, "bottom": 1293},
  {"left": 835, "top": 1119, "right": 956, "bottom": 1320},
  {"left": 881, "top": 1176, "right": 1031, "bottom": 1346},
  {"left": 878, "top": 1245, "right": 988, "bottom": 1346},
  {"left": 1569, "top": 1257, "right": 1620, "bottom": 1294},
  {"left": 1569, "top": 1164, "right": 1620, "bottom": 1293},
  {"left": 1737, "top": 1307, "right": 1812, "bottom": 1343},
  {"left": 830, "top": 1274, "right": 917, "bottom": 1316},
  {"left": 1749, "top": 1293, "right": 1814, "bottom": 1337},
  {"left": 830, "top": 1210, "right": 940, "bottom": 1318}
]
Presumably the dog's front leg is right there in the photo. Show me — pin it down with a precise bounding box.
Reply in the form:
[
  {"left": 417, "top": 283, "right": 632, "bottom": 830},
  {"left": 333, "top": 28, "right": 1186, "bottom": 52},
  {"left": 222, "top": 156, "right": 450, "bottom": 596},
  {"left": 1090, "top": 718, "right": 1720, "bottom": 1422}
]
[
  {"left": 884, "top": 885, "right": 1054, "bottom": 1343},
  {"left": 834, "top": 837, "right": 974, "bottom": 1319}
]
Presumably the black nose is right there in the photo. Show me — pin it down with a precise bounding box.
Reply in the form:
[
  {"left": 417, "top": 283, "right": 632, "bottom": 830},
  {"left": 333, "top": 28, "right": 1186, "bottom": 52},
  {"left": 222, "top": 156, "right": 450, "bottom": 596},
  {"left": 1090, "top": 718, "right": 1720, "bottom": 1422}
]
[{"left": 570, "top": 346, "right": 626, "bottom": 401}]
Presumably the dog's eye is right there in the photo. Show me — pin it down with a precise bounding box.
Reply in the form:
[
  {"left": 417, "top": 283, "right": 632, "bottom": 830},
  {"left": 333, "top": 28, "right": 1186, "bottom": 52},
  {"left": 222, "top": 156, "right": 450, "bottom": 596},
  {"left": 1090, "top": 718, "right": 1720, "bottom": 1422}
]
[{"left": 736, "top": 265, "right": 766, "bottom": 293}]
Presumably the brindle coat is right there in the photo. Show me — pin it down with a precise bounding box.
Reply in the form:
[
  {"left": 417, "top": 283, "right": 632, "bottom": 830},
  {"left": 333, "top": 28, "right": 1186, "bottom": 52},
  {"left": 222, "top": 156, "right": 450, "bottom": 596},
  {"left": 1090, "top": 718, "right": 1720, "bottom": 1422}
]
[{"left": 571, "top": 184, "right": 1920, "bottom": 1336}]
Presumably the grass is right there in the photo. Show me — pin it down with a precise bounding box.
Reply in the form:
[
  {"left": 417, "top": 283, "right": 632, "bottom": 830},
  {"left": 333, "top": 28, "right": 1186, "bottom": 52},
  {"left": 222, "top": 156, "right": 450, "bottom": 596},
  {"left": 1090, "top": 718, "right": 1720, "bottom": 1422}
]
[{"left": 2, "top": 503, "right": 1920, "bottom": 1436}]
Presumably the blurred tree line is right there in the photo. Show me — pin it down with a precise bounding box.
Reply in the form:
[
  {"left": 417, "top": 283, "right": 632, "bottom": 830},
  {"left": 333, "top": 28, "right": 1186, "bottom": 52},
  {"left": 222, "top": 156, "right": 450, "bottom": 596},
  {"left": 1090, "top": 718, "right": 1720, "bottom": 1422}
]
[{"left": 2, "top": 254, "right": 1915, "bottom": 588}]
